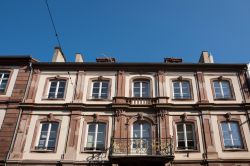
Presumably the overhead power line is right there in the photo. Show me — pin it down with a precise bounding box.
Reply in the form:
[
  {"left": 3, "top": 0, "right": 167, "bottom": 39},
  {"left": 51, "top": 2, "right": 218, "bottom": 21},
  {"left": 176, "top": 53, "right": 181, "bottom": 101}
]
[{"left": 44, "top": 0, "right": 63, "bottom": 51}]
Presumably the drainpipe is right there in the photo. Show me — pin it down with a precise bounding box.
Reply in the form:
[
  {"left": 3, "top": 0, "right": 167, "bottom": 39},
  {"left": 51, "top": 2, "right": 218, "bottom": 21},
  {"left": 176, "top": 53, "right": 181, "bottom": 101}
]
[{"left": 5, "top": 61, "right": 33, "bottom": 166}]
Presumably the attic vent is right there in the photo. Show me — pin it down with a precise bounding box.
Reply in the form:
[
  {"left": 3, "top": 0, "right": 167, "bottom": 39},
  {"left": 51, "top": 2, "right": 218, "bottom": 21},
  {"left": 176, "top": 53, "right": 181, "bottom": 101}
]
[
  {"left": 96, "top": 57, "right": 116, "bottom": 63},
  {"left": 164, "top": 57, "right": 182, "bottom": 63}
]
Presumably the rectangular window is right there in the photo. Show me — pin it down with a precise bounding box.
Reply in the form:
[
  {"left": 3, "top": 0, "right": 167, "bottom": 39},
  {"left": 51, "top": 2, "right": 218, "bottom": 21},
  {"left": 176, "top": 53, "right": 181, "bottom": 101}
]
[
  {"left": 36, "top": 122, "right": 59, "bottom": 151},
  {"left": 221, "top": 122, "right": 243, "bottom": 149},
  {"left": 213, "top": 80, "right": 232, "bottom": 99},
  {"left": 48, "top": 80, "right": 66, "bottom": 99},
  {"left": 91, "top": 81, "right": 109, "bottom": 99},
  {"left": 133, "top": 80, "right": 150, "bottom": 97},
  {"left": 176, "top": 123, "right": 196, "bottom": 150},
  {"left": 85, "top": 123, "right": 106, "bottom": 151},
  {"left": 0, "top": 72, "right": 10, "bottom": 94},
  {"left": 173, "top": 81, "right": 191, "bottom": 99}
]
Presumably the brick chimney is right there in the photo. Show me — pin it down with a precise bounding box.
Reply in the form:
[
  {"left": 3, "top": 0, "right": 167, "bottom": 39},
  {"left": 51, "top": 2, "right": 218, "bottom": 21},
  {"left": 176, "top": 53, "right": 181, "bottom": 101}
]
[
  {"left": 199, "top": 51, "right": 214, "bottom": 63},
  {"left": 52, "top": 46, "right": 66, "bottom": 62},
  {"left": 96, "top": 57, "right": 116, "bottom": 63}
]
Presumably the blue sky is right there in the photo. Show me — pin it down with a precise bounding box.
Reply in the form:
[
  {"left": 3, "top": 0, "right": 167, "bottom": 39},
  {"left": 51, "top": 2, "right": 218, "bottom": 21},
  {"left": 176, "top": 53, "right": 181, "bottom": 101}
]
[{"left": 0, "top": 0, "right": 250, "bottom": 63}]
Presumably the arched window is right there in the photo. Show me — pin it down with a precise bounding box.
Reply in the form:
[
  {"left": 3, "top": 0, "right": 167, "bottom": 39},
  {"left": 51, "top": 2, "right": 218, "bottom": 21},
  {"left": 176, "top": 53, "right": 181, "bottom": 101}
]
[
  {"left": 133, "top": 80, "right": 150, "bottom": 97},
  {"left": 213, "top": 80, "right": 233, "bottom": 99},
  {"left": 133, "top": 121, "right": 151, "bottom": 139}
]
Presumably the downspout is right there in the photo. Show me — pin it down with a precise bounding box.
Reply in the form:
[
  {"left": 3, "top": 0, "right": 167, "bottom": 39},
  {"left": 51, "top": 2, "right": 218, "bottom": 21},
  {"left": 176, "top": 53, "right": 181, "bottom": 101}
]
[
  {"left": 194, "top": 72, "right": 208, "bottom": 166},
  {"left": 5, "top": 61, "right": 33, "bottom": 166}
]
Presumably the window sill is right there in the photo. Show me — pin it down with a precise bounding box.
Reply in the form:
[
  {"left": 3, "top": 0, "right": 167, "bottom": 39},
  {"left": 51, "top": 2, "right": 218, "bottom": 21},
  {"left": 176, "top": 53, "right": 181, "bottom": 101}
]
[
  {"left": 175, "top": 149, "right": 199, "bottom": 153},
  {"left": 172, "top": 98, "right": 193, "bottom": 101},
  {"left": 222, "top": 148, "right": 247, "bottom": 152},
  {"left": 214, "top": 98, "right": 235, "bottom": 101},
  {"left": 42, "top": 98, "right": 66, "bottom": 101},
  {"left": 30, "top": 149, "right": 56, "bottom": 153},
  {"left": 87, "top": 98, "right": 112, "bottom": 101}
]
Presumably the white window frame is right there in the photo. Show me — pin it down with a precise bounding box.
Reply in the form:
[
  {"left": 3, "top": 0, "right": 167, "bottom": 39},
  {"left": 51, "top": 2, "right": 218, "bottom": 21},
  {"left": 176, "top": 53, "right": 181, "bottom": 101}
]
[
  {"left": 47, "top": 80, "right": 66, "bottom": 99},
  {"left": 0, "top": 72, "right": 10, "bottom": 93},
  {"left": 132, "top": 80, "right": 150, "bottom": 97},
  {"left": 213, "top": 80, "right": 232, "bottom": 99},
  {"left": 176, "top": 123, "right": 196, "bottom": 150},
  {"left": 91, "top": 81, "right": 109, "bottom": 99},
  {"left": 172, "top": 80, "right": 191, "bottom": 99},
  {"left": 35, "top": 122, "right": 59, "bottom": 150},
  {"left": 221, "top": 122, "right": 243, "bottom": 149},
  {"left": 85, "top": 123, "right": 106, "bottom": 151}
]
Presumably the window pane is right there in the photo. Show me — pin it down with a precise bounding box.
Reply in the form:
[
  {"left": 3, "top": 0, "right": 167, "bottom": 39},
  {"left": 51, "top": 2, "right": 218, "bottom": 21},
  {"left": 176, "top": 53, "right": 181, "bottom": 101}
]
[
  {"left": 178, "top": 141, "right": 185, "bottom": 149},
  {"left": 142, "top": 123, "right": 151, "bottom": 138},
  {"left": 38, "top": 123, "right": 49, "bottom": 148}
]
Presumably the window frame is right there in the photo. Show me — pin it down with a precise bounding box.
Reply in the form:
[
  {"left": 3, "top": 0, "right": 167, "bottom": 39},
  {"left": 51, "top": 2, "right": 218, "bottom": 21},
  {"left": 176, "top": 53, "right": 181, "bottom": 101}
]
[
  {"left": 87, "top": 77, "right": 112, "bottom": 101},
  {"left": 91, "top": 80, "right": 110, "bottom": 100},
  {"left": 43, "top": 77, "right": 68, "bottom": 100},
  {"left": 217, "top": 115, "right": 247, "bottom": 152},
  {"left": 35, "top": 122, "right": 59, "bottom": 151},
  {"left": 211, "top": 78, "right": 235, "bottom": 100},
  {"left": 81, "top": 116, "right": 109, "bottom": 153},
  {"left": 0, "top": 70, "right": 12, "bottom": 95},
  {"left": 130, "top": 77, "right": 153, "bottom": 98},
  {"left": 172, "top": 79, "right": 193, "bottom": 100},
  {"left": 173, "top": 116, "right": 200, "bottom": 152},
  {"left": 31, "top": 115, "right": 61, "bottom": 153},
  {"left": 132, "top": 80, "right": 151, "bottom": 98},
  {"left": 84, "top": 122, "right": 107, "bottom": 151},
  {"left": 176, "top": 122, "right": 196, "bottom": 150}
]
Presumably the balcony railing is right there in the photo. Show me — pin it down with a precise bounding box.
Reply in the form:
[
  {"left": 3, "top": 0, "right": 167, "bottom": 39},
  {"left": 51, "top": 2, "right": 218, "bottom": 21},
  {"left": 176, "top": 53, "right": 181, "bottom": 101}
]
[
  {"left": 113, "top": 97, "right": 169, "bottom": 105},
  {"left": 109, "top": 138, "right": 173, "bottom": 156}
]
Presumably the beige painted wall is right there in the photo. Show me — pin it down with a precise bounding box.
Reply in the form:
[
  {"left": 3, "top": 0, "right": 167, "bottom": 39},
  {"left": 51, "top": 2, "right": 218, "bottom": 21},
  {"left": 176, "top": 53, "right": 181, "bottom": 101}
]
[
  {"left": 204, "top": 73, "right": 243, "bottom": 103},
  {"left": 35, "top": 72, "right": 77, "bottom": 103},
  {"left": 22, "top": 111, "right": 70, "bottom": 160}
]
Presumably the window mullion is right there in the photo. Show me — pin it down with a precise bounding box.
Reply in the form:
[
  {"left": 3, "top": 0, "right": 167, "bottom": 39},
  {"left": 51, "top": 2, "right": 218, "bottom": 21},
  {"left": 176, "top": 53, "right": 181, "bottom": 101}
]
[
  {"left": 180, "top": 82, "right": 183, "bottom": 98},
  {"left": 55, "top": 81, "right": 60, "bottom": 98},
  {"left": 183, "top": 124, "right": 187, "bottom": 149},
  {"left": 0, "top": 74, "right": 3, "bottom": 85},
  {"left": 99, "top": 82, "right": 102, "bottom": 98},
  {"left": 228, "top": 123, "right": 234, "bottom": 146},
  {"left": 220, "top": 82, "right": 224, "bottom": 98},
  {"left": 46, "top": 123, "right": 52, "bottom": 148},
  {"left": 140, "top": 82, "right": 142, "bottom": 97},
  {"left": 94, "top": 124, "right": 98, "bottom": 149}
]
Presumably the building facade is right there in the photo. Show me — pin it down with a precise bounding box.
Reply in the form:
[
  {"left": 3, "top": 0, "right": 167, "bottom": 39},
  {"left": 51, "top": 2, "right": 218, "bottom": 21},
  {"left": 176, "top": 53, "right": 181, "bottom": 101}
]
[
  {"left": 4, "top": 50, "right": 250, "bottom": 166},
  {"left": 0, "top": 56, "right": 36, "bottom": 165}
]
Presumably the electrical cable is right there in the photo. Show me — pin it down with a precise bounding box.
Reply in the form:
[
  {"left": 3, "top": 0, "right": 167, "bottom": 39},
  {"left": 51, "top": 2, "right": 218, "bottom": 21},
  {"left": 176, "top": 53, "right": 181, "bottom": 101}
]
[{"left": 44, "top": 0, "right": 63, "bottom": 51}]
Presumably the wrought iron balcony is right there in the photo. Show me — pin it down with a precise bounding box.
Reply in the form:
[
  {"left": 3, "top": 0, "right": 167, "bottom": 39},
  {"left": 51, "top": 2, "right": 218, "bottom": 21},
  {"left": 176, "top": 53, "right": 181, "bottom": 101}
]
[{"left": 109, "top": 138, "right": 174, "bottom": 157}]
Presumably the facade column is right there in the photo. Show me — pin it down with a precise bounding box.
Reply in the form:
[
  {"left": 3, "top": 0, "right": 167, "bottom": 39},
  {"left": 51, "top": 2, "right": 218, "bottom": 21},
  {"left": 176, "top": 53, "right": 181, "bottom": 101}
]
[
  {"left": 73, "top": 71, "right": 85, "bottom": 103},
  {"left": 196, "top": 71, "right": 209, "bottom": 103},
  {"left": 239, "top": 70, "right": 250, "bottom": 103},
  {"left": 64, "top": 110, "right": 81, "bottom": 160},
  {"left": 25, "top": 69, "right": 40, "bottom": 103},
  {"left": 116, "top": 70, "right": 125, "bottom": 97},
  {"left": 156, "top": 70, "right": 166, "bottom": 97}
]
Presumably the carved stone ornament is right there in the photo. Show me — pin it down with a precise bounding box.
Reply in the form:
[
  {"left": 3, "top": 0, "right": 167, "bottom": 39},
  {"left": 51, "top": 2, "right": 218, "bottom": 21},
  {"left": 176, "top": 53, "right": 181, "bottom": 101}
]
[
  {"left": 55, "top": 75, "right": 61, "bottom": 79},
  {"left": 224, "top": 112, "right": 231, "bottom": 121},
  {"left": 97, "top": 76, "right": 104, "bottom": 81},
  {"left": 115, "top": 109, "right": 124, "bottom": 122},
  {"left": 177, "top": 76, "right": 183, "bottom": 81},
  {"left": 158, "top": 110, "right": 166, "bottom": 119},
  {"left": 47, "top": 113, "right": 54, "bottom": 121},
  {"left": 137, "top": 113, "right": 144, "bottom": 121},
  {"left": 218, "top": 76, "right": 223, "bottom": 81},
  {"left": 180, "top": 113, "right": 187, "bottom": 122},
  {"left": 93, "top": 113, "right": 99, "bottom": 122}
]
